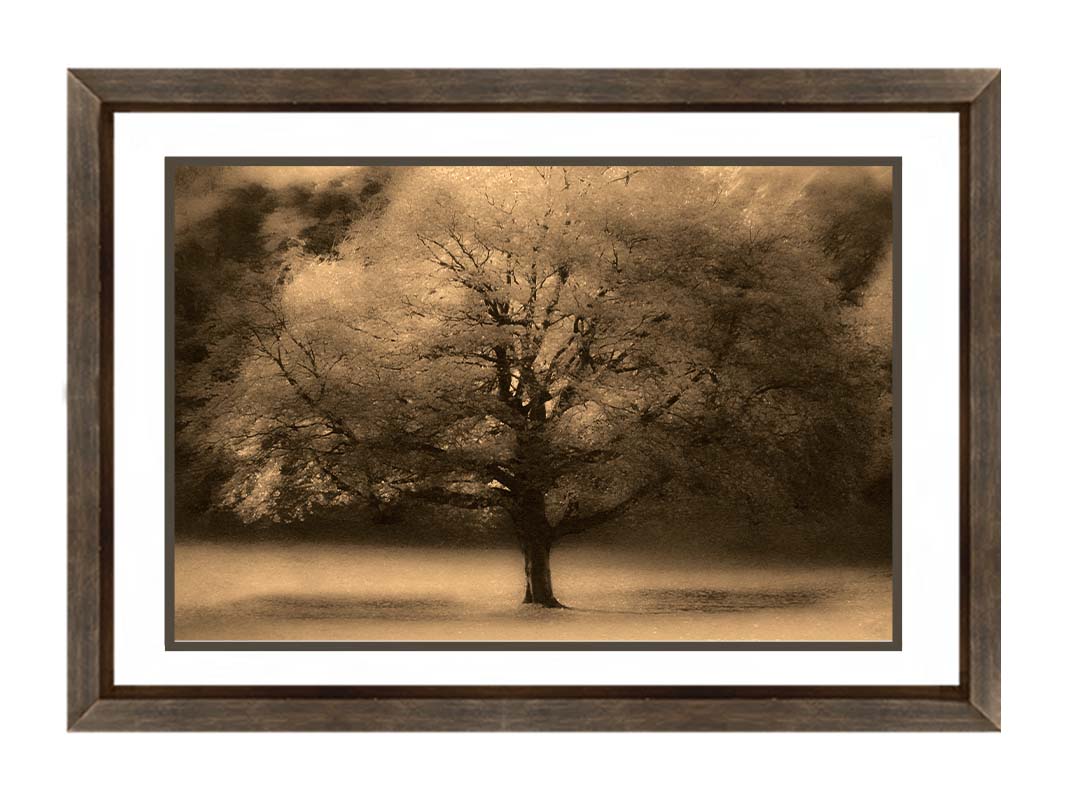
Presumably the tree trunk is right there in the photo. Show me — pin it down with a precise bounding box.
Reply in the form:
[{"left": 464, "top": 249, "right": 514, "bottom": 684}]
[
  {"left": 511, "top": 430, "right": 564, "bottom": 608},
  {"left": 521, "top": 539, "right": 563, "bottom": 608}
]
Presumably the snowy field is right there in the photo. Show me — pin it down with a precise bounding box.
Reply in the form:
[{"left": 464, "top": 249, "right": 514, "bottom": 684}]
[{"left": 174, "top": 542, "right": 893, "bottom": 643}]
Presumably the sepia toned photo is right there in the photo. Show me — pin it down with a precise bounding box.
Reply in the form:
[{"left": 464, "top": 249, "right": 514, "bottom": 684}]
[{"left": 170, "top": 160, "right": 897, "bottom": 646}]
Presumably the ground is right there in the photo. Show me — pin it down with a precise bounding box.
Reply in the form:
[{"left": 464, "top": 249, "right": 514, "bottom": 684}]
[{"left": 173, "top": 541, "right": 893, "bottom": 643}]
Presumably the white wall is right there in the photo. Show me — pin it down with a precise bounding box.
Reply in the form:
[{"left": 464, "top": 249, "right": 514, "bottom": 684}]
[{"left": 0, "top": 1, "right": 1057, "bottom": 798}]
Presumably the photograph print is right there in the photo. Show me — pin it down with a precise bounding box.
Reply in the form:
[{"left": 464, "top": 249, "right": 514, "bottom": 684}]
[{"left": 170, "top": 160, "right": 897, "bottom": 646}]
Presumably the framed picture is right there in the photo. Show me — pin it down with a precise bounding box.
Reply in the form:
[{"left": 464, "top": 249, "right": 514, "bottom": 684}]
[{"left": 68, "top": 69, "right": 1000, "bottom": 731}]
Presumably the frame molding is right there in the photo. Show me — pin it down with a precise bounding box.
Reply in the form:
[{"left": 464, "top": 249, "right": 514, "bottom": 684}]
[{"left": 68, "top": 69, "right": 1000, "bottom": 731}]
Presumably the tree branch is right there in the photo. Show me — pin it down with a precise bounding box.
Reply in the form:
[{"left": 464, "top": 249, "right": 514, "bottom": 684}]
[{"left": 553, "top": 472, "right": 670, "bottom": 540}]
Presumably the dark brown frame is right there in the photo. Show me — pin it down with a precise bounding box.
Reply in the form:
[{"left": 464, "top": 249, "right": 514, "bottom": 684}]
[{"left": 68, "top": 69, "right": 1000, "bottom": 731}]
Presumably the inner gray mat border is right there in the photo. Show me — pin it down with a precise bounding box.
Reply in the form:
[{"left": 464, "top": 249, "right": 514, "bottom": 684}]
[{"left": 163, "top": 156, "right": 902, "bottom": 652}]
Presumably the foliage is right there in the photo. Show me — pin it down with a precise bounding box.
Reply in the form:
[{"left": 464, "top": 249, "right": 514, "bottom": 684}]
[{"left": 175, "top": 165, "right": 893, "bottom": 560}]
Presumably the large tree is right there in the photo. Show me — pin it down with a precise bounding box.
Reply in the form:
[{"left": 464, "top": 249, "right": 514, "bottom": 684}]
[{"left": 178, "top": 165, "right": 892, "bottom": 607}]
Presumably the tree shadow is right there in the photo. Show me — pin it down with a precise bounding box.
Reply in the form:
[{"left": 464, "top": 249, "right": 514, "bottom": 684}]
[
  {"left": 180, "top": 593, "right": 460, "bottom": 623},
  {"left": 567, "top": 586, "right": 832, "bottom": 615}
]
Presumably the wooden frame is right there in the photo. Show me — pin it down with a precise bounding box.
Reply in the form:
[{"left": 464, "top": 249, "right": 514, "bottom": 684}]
[{"left": 68, "top": 69, "right": 1000, "bottom": 731}]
